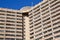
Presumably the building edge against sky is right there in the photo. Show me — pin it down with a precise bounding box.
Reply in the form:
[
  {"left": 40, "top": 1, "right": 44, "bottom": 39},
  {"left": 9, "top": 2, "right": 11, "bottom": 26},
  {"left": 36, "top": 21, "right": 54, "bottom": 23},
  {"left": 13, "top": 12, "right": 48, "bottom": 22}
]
[
  {"left": 0, "top": 6, "right": 31, "bottom": 40},
  {"left": 0, "top": 8, "right": 24, "bottom": 40},
  {"left": 0, "top": 0, "right": 60, "bottom": 40},
  {"left": 29, "top": 0, "right": 60, "bottom": 40}
]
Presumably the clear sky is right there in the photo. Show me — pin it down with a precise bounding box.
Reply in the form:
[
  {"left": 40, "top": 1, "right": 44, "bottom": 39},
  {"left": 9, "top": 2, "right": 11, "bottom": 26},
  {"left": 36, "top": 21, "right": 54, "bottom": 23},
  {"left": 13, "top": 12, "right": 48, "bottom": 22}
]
[{"left": 0, "top": 0, "right": 42, "bottom": 10}]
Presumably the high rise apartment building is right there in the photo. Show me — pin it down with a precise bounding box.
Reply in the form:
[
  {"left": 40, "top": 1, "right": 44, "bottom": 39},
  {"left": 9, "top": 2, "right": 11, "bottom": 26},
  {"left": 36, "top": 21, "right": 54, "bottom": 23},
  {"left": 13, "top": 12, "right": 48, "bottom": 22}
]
[
  {"left": 0, "top": 0, "right": 60, "bottom": 40},
  {"left": 0, "top": 6, "right": 30, "bottom": 40},
  {"left": 0, "top": 8, "right": 24, "bottom": 40},
  {"left": 29, "top": 0, "right": 60, "bottom": 40}
]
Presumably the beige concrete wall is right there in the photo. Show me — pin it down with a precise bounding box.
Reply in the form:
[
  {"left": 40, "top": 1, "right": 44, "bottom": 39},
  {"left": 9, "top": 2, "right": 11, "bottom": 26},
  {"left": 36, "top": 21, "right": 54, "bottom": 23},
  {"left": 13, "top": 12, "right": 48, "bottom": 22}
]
[{"left": 24, "top": 15, "right": 30, "bottom": 40}]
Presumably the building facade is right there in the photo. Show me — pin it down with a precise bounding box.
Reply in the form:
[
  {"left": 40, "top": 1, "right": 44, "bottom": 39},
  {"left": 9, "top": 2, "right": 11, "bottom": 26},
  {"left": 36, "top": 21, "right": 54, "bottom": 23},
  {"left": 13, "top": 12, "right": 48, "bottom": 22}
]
[
  {"left": 0, "top": 6, "right": 31, "bottom": 40},
  {"left": 0, "top": 8, "right": 24, "bottom": 40},
  {"left": 0, "top": 0, "right": 60, "bottom": 40},
  {"left": 29, "top": 0, "right": 60, "bottom": 40}
]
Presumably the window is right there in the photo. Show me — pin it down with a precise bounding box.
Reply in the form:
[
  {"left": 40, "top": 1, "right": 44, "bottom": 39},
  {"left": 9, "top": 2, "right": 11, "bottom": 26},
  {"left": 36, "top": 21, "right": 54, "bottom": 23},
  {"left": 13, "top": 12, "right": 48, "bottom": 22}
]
[
  {"left": 0, "top": 23, "right": 4, "bottom": 25},
  {"left": 0, "top": 10, "right": 5, "bottom": 12},
  {"left": 0, "top": 16, "right": 5, "bottom": 18},
  {"left": 5, "top": 34, "right": 15, "bottom": 36},
  {"left": 29, "top": 16, "right": 33, "bottom": 18},
  {"left": 52, "top": 13, "right": 60, "bottom": 18},
  {"left": 0, "top": 26, "right": 4, "bottom": 29},
  {"left": 53, "top": 26, "right": 60, "bottom": 30},
  {"left": 45, "top": 37, "right": 53, "bottom": 40},
  {"left": 17, "top": 24, "right": 22, "bottom": 26},
  {"left": 34, "top": 21, "right": 41, "bottom": 26},
  {"left": 16, "top": 35, "right": 22, "bottom": 37},
  {"left": 6, "top": 27, "right": 15, "bottom": 29},
  {"left": 29, "top": 19, "right": 33, "bottom": 22},
  {"left": 17, "top": 15, "right": 22, "bottom": 17},
  {"left": 16, "top": 38, "right": 22, "bottom": 40},
  {"left": 53, "top": 21, "right": 60, "bottom": 26},
  {"left": 7, "top": 11, "right": 15, "bottom": 13},
  {"left": 35, "top": 37, "right": 42, "bottom": 40},
  {"left": 0, "top": 13, "right": 5, "bottom": 15},
  {"left": 41, "top": 7, "right": 49, "bottom": 12},
  {"left": 43, "top": 21, "right": 51, "bottom": 26},
  {"left": 41, "top": 1, "right": 48, "bottom": 6},
  {"left": 35, "top": 33, "right": 42, "bottom": 37},
  {"left": 44, "top": 29, "right": 52, "bottom": 34},
  {"left": 51, "top": 9, "right": 60, "bottom": 15},
  {"left": 52, "top": 17, "right": 60, "bottom": 22},
  {"left": 42, "top": 14, "right": 50, "bottom": 19},
  {"left": 6, "top": 17, "right": 15, "bottom": 20},
  {"left": 17, "top": 25, "right": 22, "bottom": 27},
  {"left": 43, "top": 17, "right": 50, "bottom": 22},
  {"left": 30, "top": 22, "right": 33, "bottom": 25},
  {"left": 0, "top": 30, "right": 4, "bottom": 32},
  {"left": 17, "top": 17, "right": 22, "bottom": 20},
  {"left": 42, "top": 11, "right": 49, "bottom": 15},
  {"left": 50, "top": 0, "right": 57, "bottom": 4},
  {"left": 35, "top": 25, "right": 42, "bottom": 29},
  {"left": 35, "top": 29, "right": 42, "bottom": 33},
  {"left": 17, "top": 28, "right": 22, "bottom": 30},
  {"left": 0, "top": 34, "right": 4, "bottom": 36},
  {"left": 55, "top": 35, "right": 60, "bottom": 38},
  {"left": 34, "top": 12, "right": 40, "bottom": 17},
  {"left": 17, "top": 12, "right": 21, "bottom": 14},
  {"left": 5, "top": 38, "right": 15, "bottom": 40},
  {"left": 30, "top": 36, "right": 34, "bottom": 39},
  {"left": 50, "top": 1, "right": 59, "bottom": 7},
  {"left": 51, "top": 5, "right": 60, "bottom": 11},
  {"left": 34, "top": 8, "right": 40, "bottom": 13},
  {"left": 30, "top": 29, "right": 33, "bottom": 32},
  {"left": 30, "top": 32, "right": 34, "bottom": 35},
  {"left": 33, "top": 5, "right": 40, "bottom": 10},
  {"left": 44, "top": 33, "right": 52, "bottom": 37},
  {"left": 35, "top": 38, "right": 39, "bottom": 40},
  {"left": 17, "top": 22, "right": 22, "bottom": 23},
  {"left": 6, "top": 30, "right": 15, "bottom": 33},
  {"left": 34, "top": 18, "right": 41, "bottom": 22},
  {"left": 0, "top": 20, "right": 5, "bottom": 22},
  {"left": 30, "top": 26, "right": 33, "bottom": 28},
  {"left": 0, "top": 38, "right": 4, "bottom": 40},
  {"left": 54, "top": 30, "right": 60, "bottom": 34},
  {"left": 16, "top": 31, "right": 22, "bottom": 33},
  {"left": 34, "top": 15, "right": 40, "bottom": 19},
  {"left": 6, "top": 20, "right": 15, "bottom": 23},
  {"left": 7, "top": 14, "right": 15, "bottom": 16},
  {"left": 6, "top": 24, "right": 15, "bottom": 26},
  {"left": 43, "top": 25, "right": 51, "bottom": 30}
]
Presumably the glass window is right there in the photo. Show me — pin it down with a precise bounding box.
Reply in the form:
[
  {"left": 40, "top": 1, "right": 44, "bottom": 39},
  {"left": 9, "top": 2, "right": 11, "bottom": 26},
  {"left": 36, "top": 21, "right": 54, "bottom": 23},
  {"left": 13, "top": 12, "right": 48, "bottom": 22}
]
[
  {"left": 0, "top": 38, "right": 4, "bottom": 40},
  {"left": 55, "top": 35, "right": 60, "bottom": 38},
  {"left": 5, "top": 38, "right": 15, "bottom": 40},
  {"left": 45, "top": 37, "right": 53, "bottom": 40}
]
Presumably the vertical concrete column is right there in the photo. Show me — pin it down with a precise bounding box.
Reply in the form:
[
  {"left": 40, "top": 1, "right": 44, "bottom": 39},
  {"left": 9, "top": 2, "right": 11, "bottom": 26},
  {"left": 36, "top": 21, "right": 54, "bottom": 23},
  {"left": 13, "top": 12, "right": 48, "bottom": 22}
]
[{"left": 24, "top": 15, "right": 30, "bottom": 40}]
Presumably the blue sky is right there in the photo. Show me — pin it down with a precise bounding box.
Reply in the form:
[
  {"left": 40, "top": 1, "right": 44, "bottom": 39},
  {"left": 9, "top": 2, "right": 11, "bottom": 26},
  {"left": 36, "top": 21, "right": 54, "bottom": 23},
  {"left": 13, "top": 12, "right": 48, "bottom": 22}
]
[{"left": 0, "top": 0, "right": 42, "bottom": 10}]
